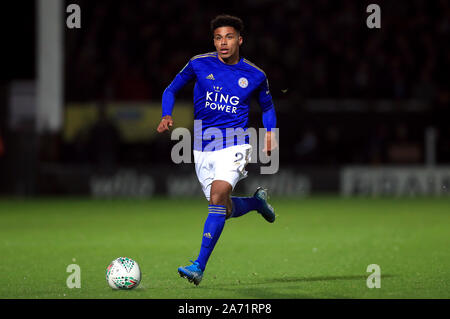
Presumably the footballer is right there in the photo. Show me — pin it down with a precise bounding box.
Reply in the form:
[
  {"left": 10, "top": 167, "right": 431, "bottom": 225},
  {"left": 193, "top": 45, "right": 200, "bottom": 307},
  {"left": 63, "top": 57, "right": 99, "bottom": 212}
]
[{"left": 157, "top": 14, "right": 278, "bottom": 285}]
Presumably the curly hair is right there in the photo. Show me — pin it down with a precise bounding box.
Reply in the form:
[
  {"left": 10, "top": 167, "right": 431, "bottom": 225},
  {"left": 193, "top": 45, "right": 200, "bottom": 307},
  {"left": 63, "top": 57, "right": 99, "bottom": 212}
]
[{"left": 210, "top": 14, "right": 244, "bottom": 35}]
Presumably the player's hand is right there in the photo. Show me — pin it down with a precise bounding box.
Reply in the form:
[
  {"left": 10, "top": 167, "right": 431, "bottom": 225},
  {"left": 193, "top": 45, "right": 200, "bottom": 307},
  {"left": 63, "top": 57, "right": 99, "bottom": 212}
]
[
  {"left": 157, "top": 115, "right": 173, "bottom": 133},
  {"left": 262, "top": 131, "right": 278, "bottom": 156}
]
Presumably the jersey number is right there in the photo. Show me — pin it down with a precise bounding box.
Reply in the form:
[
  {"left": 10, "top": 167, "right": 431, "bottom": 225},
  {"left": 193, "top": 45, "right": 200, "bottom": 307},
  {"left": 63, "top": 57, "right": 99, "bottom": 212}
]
[
  {"left": 234, "top": 151, "right": 250, "bottom": 164},
  {"left": 234, "top": 152, "right": 244, "bottom": 163}
]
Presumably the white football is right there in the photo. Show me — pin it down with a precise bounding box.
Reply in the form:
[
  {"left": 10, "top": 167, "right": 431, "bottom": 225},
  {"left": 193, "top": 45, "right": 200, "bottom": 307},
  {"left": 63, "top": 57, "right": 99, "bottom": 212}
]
[{"left": 106, "top": 257, "right": 141, "bottom": 289}]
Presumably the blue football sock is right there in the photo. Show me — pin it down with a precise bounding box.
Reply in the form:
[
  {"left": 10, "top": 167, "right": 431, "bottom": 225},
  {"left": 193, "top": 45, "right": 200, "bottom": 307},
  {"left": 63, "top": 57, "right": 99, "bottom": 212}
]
[
  {"left": 230, "top": 196, "right": 261, "bottom": 218},
  {"left": 195, "top": 205, "right": 226, "bottom": 271}
]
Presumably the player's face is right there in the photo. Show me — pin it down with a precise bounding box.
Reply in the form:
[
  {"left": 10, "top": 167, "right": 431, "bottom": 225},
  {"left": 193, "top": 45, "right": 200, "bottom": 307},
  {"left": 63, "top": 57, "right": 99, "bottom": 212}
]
[{"left": 213, "top": 26, "right": 243, "bottom": 63}]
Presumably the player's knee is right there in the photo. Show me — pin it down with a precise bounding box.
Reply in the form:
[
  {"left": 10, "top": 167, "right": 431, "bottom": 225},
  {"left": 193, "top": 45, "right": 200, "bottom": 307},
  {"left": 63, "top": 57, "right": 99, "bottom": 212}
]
[
  {"left": 210, "top": 192, "right": 233, "bottom": 219},
  {"left": 209, "top": 192, "right": 228, "bottom": 206}
]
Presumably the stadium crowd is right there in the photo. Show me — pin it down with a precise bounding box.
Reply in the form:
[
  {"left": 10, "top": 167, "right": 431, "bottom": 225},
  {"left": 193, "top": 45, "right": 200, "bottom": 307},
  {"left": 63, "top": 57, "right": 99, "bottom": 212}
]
[{"left": 63, "top": 0, "right": 450, "bottom": 165}]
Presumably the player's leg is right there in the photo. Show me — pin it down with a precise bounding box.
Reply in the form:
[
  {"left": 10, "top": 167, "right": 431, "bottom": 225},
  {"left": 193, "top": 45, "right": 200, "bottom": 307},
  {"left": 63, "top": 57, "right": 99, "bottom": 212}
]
[
  {"left": 221, "top": 145, "right": 275, "bottom": 222},
  {"left": 177, "top": 180, "right": 230, "bottom": 285},
  {"left": 209, "top": 179, "right": 233, "bottom": 216},
  {"left": 195, "top": 180, "right": 276, "bottom": 275},
  {"left": 229, "top": 193, "right": 261, "bottom": 219},
  {"left": 178, "top": 145, "right": 275, "bottom": 285},
  {"left": 229, "top": 188, "right": 275, "bottom": 222},
  {"left": 194, "top": 180, "right": 230, "bottom": 270}
]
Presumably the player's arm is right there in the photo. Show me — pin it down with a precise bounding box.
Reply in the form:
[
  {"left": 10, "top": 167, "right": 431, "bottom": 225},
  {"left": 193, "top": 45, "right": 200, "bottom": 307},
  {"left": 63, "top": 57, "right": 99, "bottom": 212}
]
[
  {"left": 257, "top": 77, "right": 278, "bottom": 154},
  {"left": 157, "top": 60, "right": 196, "bottom": 133}
]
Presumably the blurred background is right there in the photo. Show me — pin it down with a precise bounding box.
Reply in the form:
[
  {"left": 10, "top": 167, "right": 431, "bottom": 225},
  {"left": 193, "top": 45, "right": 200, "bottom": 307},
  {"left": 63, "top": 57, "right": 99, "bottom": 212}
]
[{"left": 1, "top": 0, "right": 449, "bottom": 198}]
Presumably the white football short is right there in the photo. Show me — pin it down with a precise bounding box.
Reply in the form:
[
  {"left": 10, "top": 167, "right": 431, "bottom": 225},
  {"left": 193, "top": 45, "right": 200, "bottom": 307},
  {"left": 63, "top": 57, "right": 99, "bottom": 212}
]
[{"left": 193, "top": 144, "right": 252, "bottom": 201}]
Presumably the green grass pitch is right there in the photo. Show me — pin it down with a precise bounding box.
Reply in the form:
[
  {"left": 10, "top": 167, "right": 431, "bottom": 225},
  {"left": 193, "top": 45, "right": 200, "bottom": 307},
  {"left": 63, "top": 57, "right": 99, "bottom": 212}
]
[{"left": 0, "top": 196, "right": 449, "bottom": 299}]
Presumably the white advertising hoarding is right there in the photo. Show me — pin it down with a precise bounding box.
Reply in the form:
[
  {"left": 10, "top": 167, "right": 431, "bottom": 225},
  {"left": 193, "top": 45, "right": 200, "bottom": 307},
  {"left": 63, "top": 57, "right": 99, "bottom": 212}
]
[{"left": 341, "top": 166, "right": 450, "bottom": 196}]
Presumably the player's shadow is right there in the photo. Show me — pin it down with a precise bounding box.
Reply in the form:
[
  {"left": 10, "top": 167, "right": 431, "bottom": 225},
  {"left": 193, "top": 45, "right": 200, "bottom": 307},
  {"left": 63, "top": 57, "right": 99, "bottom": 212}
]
[
  {"left": 201, "top": 274, "right": 395, "bottom": 299},
  {"left": 259, "top": 274, "right": 395, "bottom": 284}
]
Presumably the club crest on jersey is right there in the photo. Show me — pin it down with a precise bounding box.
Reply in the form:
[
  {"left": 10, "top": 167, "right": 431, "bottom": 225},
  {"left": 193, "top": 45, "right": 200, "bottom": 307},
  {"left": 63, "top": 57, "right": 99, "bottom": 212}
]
[{"left": 238, "top": 77, "right": 248, "bottom": 88}]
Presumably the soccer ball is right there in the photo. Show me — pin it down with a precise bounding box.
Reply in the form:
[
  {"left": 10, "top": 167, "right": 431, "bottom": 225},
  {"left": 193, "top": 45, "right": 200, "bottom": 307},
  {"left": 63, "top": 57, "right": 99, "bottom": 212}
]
[{"left": 106, "top": 257, "right": 141, "bottom": 289}]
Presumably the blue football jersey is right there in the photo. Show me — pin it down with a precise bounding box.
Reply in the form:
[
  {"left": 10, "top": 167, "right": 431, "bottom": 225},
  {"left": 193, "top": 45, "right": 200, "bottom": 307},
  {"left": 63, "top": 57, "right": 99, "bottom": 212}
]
[{"left": 162, "top": 51, "right": 276, "bottom": 151}]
